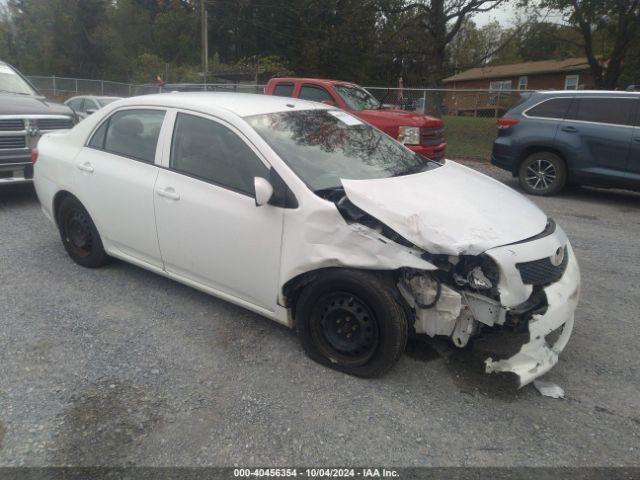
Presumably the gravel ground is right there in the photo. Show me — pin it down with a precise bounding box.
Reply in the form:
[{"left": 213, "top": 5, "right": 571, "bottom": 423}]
[{"left": 0, "top": 160, "right": 639, "bottom": 467}]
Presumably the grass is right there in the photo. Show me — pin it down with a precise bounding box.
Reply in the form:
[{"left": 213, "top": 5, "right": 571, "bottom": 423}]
[{"left": 441, "top": 115, "right": 498, "bottom": 160}]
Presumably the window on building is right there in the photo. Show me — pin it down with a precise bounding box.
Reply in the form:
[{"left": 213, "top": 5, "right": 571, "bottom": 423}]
[
  {"left": 564, "top": 75, "right": 579, "bottom": 90},
  {"left": 489, "top": 80, "right": 512, "bottom": 91},
  {"left": 518, "top": 76, "right": 528, "bottom": 91}
]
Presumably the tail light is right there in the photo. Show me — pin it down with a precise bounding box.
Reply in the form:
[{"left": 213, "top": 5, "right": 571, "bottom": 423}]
[
  {"left": 497, "top": 118, "right": 519, "bottom": 129},
  {"left": 31, "top": 148, "right": 39, "bottom": 164}
]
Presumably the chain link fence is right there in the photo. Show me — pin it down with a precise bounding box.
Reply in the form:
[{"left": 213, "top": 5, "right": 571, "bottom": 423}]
[{"left": 27, "top": 75, "right": 531, "bottom": 159}]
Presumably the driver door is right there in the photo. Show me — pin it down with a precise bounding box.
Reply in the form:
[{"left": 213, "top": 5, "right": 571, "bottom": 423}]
[{"left": 154, "top": 111, "right": 284, "bottom": 311}]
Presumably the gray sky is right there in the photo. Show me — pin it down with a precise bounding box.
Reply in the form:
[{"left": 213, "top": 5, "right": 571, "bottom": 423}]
[{"left": 473, "top": 3, "right": 520, "bottom": 26}]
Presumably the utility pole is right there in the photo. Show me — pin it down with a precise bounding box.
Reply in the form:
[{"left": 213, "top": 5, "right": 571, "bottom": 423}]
[{"left": 201, "top": 0, "right": 209, "bottom": 86}]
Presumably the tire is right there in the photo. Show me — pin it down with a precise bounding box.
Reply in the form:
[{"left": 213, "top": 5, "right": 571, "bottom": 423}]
[
  {"left": 295, "top": 269, "right": 408, "bottom": 378},
  {"left": 518, "top": 152, "right": 567, "bottom": 196},
  {"left": 57, "top": 196, "right": 108, "bottom": 268}
]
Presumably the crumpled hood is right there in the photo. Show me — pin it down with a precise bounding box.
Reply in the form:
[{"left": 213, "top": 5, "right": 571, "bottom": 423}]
[{"left": 341, "top": 160, "right": 548, "bottom": 256}]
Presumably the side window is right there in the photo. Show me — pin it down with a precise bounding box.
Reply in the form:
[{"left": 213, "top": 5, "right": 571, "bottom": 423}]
[
  {"left": 299, "top": 85, "right": 334, "bottom": 103},
  {"left": 67, "top": 98, "right": 83, "bottom": 111},
  {"left": 170, "top": 113, "right": 269, "bottom": 195},
  {"left": 103, "top": 109, "right": 166, "bottom": 163},
  {"left": 572, "top": 98, "right": 636, "bottom": 126},
  {"left": 84, "top": 99, "right": 99, "bottom": 112},
  {"left": 88, "top": 120, "right": 109, "bottom": 149},
  {"left": 526, "top": 98, "right": 572, "bottom": 119},
  {"left": 273, "top": 83, "right": 294, "bottom": 97}
]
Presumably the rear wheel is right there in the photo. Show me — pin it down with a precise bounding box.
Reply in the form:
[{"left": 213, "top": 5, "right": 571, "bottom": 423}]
[
  {"left": 57, "top": 196, "right": 108, "bottom": 268},
  {"left": 518, "top": 152, "right": 566, "bottom": 196},
  {"left": 295, "top": 269, "right": 408, "bottom": 378}
]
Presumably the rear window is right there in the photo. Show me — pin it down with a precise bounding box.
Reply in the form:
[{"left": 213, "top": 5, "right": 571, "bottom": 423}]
[
  {"left": 570, "top": 97, "right": 636, "bottom": 126},
  {"left": 272, "top": 83, "right": 294, "bottom": 97},
  {"left": 526, "top": 98, "right": 572, "bottom": 119}
]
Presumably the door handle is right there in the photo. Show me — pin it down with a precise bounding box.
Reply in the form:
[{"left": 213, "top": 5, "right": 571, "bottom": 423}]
[
  {"left": 156, "top": 187, "right": 180, "bottom": 201},
  {"left": 561, "top": 126, "right": 577, "bottom": 133},
  {"left": 76, "top": 162, "right": 94, "bottom": 173}
]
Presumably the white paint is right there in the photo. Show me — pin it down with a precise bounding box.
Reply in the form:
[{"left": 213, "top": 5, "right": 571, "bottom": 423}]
[{"left": 342, "top": 161, "right": 548, "bottom": 255}]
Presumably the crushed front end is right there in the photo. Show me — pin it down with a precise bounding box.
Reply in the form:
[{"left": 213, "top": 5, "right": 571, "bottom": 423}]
[{"left": 398, "top": 219, "right": 580, "bottom": 387}]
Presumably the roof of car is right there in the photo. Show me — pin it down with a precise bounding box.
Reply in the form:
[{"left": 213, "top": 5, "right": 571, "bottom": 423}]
[
  {"left": 117, "top": 92, "right": 330, "bottom": 117},
  {"left": 533, "top": 90, "right": 640, "bottom": 97},
  {"left": 269, "top": 77, "right": 357, "bottom": 87}
]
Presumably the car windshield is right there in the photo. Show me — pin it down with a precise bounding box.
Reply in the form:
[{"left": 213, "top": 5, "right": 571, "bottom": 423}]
[
  {"left": 334, "top": 84, "right": 380, "bottom": 111},
  {"left": 0, "top": 63, "right": 37, "bottom": 95},
  {"left": 98, "top": 97, "right": 118, "bottom": 107},
  {"left": 246, "top": 109, "right": 438, "bottom": 191}
]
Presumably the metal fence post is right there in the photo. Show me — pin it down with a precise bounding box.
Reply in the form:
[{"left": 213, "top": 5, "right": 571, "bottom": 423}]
[
  {"left": 101, "top": 80, "right": 104, "bottom": 95},
  {"left": 52, "top": 76, "right": 57, "bottom": 97},
  {"left": 75, "top": 78, "right": 78, "bottom": 95},
  {"left": 422, "top": 90, "right": 427, "bottom": 114}
]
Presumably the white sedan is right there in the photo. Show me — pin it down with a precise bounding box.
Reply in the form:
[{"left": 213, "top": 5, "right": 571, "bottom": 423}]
[{"left": 33, "top": 93, "right": 580, "bottom": 385}]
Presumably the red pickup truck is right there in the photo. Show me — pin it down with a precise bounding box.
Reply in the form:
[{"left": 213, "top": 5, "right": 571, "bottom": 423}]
[{"left": 264, "top": 78, "right": 446, "bottom": 159}]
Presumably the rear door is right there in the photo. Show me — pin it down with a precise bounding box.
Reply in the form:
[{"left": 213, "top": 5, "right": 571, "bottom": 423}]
[
  {"left": 76, "top": 108, "right": 168, "bottom": 267},
  {"left": 557, "top": 96, "right": 635, "bottom": 184}
]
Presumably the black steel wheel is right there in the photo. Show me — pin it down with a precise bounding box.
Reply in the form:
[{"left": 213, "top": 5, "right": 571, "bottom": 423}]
[
  {"left": 58, "top": 196, "right": 108, "bottom": 268},
  {"left": 311, "top": 291, "right": 380, "bottom": 367},
  {"left": 518, "top": 152, "right": 566, "bottom": 196},
  {"left": 295, "top": 269, "right": 408, "bottom": 378}
]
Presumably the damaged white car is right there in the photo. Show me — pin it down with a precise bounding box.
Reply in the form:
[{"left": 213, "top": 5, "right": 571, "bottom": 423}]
[{"left": 33, "top": 93, "right": 580, "bottom": 387}]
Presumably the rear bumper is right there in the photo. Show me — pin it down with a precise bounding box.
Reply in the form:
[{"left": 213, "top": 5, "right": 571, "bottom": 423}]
[
  {"left": 491, "top": 138, "right": 518, "bottom": 173},
  {"left": 408, "top": 142, "right": 446, "bottom": 160},
  {"left": 0, "top": 156, "right": 33, "bottom": 185}
]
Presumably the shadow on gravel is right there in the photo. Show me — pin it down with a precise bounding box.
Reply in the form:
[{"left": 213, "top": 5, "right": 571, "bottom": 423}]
[
  {"left": 406, "top": 336, "right": 521, "bottom": 400},
  {"left": 50, "top": 380, "right": 165, "bottom": 465}
]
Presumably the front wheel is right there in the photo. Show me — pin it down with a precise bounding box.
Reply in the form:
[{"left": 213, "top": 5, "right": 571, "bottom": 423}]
[
  {"left": 518, "top": 152, "right": 567, "bottom": 196},
  {"left": 57, "top": 196, "right": 109, "bottom": 268},
  {"left": 295, "top": 270, "right": 408, "bottom": 378}
]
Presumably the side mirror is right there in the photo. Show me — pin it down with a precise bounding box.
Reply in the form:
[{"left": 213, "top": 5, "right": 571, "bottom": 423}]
[
  {"left": 86, "top": 109, "right": 97, "bottom": 115},
  {"left": 254, "top": 177, "right": 274, "bottom": 207},
  {"left": 321, "top": 100, "right": 336, "bottom": 107}
]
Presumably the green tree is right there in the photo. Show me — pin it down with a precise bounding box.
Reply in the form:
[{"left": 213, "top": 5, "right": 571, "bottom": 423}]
[{"left": 535, "top": 0, "right": 640, "bottom": 88}]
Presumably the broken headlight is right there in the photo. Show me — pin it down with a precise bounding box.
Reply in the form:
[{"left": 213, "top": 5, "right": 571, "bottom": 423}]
[{"left": 452, "top": 255, "right": 500, "bottom": 293}]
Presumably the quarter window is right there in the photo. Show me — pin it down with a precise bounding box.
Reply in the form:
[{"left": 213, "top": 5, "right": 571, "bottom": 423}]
[
  {"left": 170, "top": 113, "right": 269, "bottom": 195},
  {"left": 88, "top": 120, "right": 109, "bottom": 149},
  {"left": 571, "top": 98, "right": 636, "bottom": 126},
  {"left": 101, "top": 109, "right": 165, "bottom": 163},
  {"left": 299, "top": 85, "right": 334, "bottom": 103},
  {"left": 273, "top": 83, "right": 294, "bottom": 97},
  {"left": 526, "top": 98, "right": 572, "bottom": 119},
  {"left": 564, "top": 75, "right": 579, "bottom": 90}
]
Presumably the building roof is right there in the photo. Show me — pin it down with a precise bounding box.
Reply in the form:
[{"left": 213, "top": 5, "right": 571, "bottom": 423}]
[{"left": 443, "top": 57, "right": 591, "bottom": 83}]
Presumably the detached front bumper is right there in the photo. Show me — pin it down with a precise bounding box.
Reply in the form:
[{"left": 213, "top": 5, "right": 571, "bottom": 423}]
[
  {"left": 485, "top": 243, "right": 580, "bottom": 386},
  {"left": 480, "top": 224, "right": 580, "bottom": 387}
]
